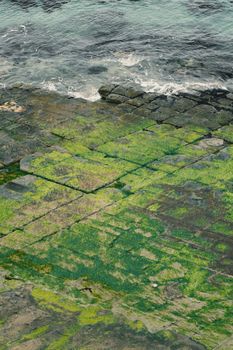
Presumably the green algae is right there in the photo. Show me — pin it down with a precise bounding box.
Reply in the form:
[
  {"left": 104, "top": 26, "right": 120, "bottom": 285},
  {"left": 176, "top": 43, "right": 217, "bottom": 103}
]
[
  {"left": 184, "top": 268, "right": 208, "bottom": 296},
  {"left": 0, "top": 163, "right": 25, "bottom": 186},
  {"left": 98, "top": 129, "right": 183, "bottom": 165},
  {"left": 126, "top": 319, "right": 144, "bottom": 332},
  {"left": 213, "top": 125, "right": 233, "bottom": 143},
  {"left": 32, "top": 288, "right": 81, "bottom": 312},
  {"left": 78, "top": 306, "right": 115, "bottom": 326},
  {"left": 0, "top": 199, "right": 15, "bottom": 229},
  {"left": 0, "top": 175, "right": 81, "bottom": 235},
  {"left": 52, "top": 113, "right": 155, "bottom": 148},
  {"left": 46, "top": 333, "right": 73, "bottom": 350},
  {"left": 21, "top": 148, "right": 137, "bottom": 192},
  {"left": 22, "top": 325, "right": 49, "bottom": 341}
]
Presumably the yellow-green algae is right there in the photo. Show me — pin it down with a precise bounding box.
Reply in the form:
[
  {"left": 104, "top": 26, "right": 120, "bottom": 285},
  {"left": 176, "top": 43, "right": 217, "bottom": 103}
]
[{"left": 22, "top": 325, "right": 49, "bottom": 341}]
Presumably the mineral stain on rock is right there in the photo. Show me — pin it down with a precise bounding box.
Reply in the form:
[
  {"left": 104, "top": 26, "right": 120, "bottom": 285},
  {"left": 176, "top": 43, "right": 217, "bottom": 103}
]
[{"left": 0, "top": 85, "right": 233, "bottom": 349}]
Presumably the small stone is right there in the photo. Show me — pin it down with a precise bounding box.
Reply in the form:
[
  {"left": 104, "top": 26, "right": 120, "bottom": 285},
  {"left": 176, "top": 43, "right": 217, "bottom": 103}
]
[
  {"left": 151, "top": 283, "right": 158, "bottom": 288},
  {"left": 122, "top": 185, "right": 132, "bottom": 193},
  {"left": 199, "top": 138, "right": 224, "bottom": 148},
  {"left": 0, "top": 101, "right": 25, "bottom": 113}
]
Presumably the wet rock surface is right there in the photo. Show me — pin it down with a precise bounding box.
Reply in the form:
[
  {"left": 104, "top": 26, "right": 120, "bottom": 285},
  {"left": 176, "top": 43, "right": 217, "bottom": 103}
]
[{"left": 0, "top": 85, "right": 233, "bottom": 349}]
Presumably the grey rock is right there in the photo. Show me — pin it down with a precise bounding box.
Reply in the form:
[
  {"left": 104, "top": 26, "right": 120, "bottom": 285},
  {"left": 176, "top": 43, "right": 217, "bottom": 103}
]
[
  {"left": 127, "top": 96, "right": 145, "bottom": 107},
  {"left": 153, "top": 96, "right": 174, "bottom": 108},
  {"left": 98, "top": 84, "right": 117, "bottom": 99},
  {"left": 134, "top": 106, "right": 153, "bottom": 118},
  {"left": 150, "top": 107, "right": 180, "bottom": 122},
  {"left": 112, "top": 86, "right": 143, "bottom": 99},
  {"left": 172, "top": 97, "right": 197, "bottom": 112},
  {"left": 212, "top": 97, "right": 233, "bottom": 110},
  {"left": 117, "top": 103, "right": 137, "bottom": 113},
  {"left": 105, "top": 93, "right": 129, "bottom": 104},
  {"left": 191, "top": 104, "right": 217, "bottom": 118},
  {"left": 146, "top": 100, "right": 159, "bottom": 111},
  {"left": 227, "top": 93, "right": 233, "bottom": 100},
  {"left": 142, "top": 92, "right": 161, "bottom": 104},
  {"left": 216, "top": 110, "right": 233, "bottom": 126}
]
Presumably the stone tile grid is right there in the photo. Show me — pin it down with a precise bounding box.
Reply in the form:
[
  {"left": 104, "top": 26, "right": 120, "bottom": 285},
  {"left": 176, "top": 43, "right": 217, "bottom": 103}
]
[{"left": 0, "top": 85, "right": 233, "bottom": 349}]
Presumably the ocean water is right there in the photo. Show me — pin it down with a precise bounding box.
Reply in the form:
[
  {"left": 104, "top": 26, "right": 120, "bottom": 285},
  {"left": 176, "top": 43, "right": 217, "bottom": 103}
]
[{"left": 0, "top": 0, "right": 233, "bottom": 100}]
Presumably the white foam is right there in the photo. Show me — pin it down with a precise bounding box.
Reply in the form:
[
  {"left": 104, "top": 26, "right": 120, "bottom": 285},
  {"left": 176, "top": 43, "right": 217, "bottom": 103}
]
[
  {"left": 135, "top": 76, "right": 228, "bottom": 95},
  {"left": 68, "top": 86, "right": 100, "bottom": 102},
  {"left": 114, "top": 52, "right": 142, "bottom": 67},
  {"left": 41, "top": 81, "right": 57, "bottom": 92}
]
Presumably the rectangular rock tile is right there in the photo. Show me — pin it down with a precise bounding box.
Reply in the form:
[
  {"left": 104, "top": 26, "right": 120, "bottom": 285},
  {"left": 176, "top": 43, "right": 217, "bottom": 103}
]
[
  {"left": 208, "top": 221, "right": 233, "bottom": 236},
  {"left": 148, "top": 137, "right": 224, "bottom": 172},
  {"left": 213, "top": 124, "right": 233, "bottom": 143},
  {"left": 147, "top": 124, "right": 207, "bottom": 143},
  {"left": 98, "top": 130, "right": 184, "bottom": 165},
  {"left": 0, "top": 129, "right": 58, "bottom": 166},
  {"left": 70, "top": 99, "right": 128, "bottom": 118},
  {"left": 51, "top": 115, "right": 105, "bottom": 140},
  {"left": 27, "top": 109, "right": 71, "bottom": 129},
  {"left": 0, "top": 163, "right": 24, "bottom": 186},
  {"left": 3, "top": 121, "right": 58, "bottom": 146},
  {"left": 212, "top": 96, "right": 233, "bottom": 110},
  {"left": 166, "top": 106, "right": 233, "bottom": 130},
  {"left": 116, "top": 167, "right": 167, "bottom": 193},
  {"left": 172, "top": 97, "right": 197, "bottom": 112},
  {"left": 20, "top": 148, "right": 137, "bottom": 192},
  {"left": 100, "top": 191, "right": 233, "bottom": 271},
  {"left": 149, "top": 146, "right": 233, "bottom": 189},
  {"left": 52, "top": 113, "right": 155, "bottom": 148},
  {"left": 0, "top": 187, "right": 125, "bottom": 248},
  {"left": 60, "top": 142, "right": 108, "bottom": 161},
  {"left": 0, "top": 175, "right": 81, "bottom": 235}
]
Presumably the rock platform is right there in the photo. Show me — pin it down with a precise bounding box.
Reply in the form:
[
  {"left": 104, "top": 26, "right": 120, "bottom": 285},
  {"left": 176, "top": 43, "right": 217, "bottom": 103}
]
[{"left": 0, "top": 85, "right": 233, "bottom": 349}]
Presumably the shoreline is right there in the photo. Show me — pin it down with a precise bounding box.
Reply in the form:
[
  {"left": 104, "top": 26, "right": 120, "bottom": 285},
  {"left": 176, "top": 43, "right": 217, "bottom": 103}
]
[{"left": 1, "top": 79, "right": 232, "bottom": 102}]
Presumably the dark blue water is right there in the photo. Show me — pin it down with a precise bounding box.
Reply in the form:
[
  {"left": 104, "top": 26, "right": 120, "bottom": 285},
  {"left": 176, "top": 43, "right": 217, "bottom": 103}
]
[{"left": 0, "top": 0, "right": 233, "bottom": 100}]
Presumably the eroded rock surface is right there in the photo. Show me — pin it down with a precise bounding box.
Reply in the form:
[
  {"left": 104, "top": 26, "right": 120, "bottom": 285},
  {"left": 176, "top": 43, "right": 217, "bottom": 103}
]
[{"left": 0, "top": 85, "right": 233, "bottom": 349}]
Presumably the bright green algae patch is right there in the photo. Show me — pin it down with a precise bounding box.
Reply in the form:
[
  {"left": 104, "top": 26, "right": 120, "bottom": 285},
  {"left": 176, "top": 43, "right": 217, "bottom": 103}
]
[
  {"left": 52, "top": 112, "right": 156, "bottom": 147},
  {"left": 20, "top": 148, "right": 138, "bottom": 192},
  {"left": 213, "top": 124, "right": 233, "bottom": 143},
  {"left": 0, "top": 87, "right": 233, "bottom": 349},
  {"left": 0, "top": 174, "right": 82, "bottom": 235}
]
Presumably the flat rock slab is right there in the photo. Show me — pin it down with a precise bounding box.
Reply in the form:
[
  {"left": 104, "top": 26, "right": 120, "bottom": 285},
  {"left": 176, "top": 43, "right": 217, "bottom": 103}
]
[
  {"left": 0, "top": 85, "right": 233, "bottom": 350},
  {"left": 20, "top": 147, "right": 137, "bottom": 192},
  {"left": 51, "top": 112, "right": 155, "bottom": 148},
  {"left": 98, "top": 124, "right": 208, "bottom": 165},
  {"left": 0, "top": 174, "right": 82, "bottom": 235}
]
